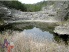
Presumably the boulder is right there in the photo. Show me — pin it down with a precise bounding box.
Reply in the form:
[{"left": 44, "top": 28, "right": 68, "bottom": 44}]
[{"left": 54, "top": 26, "right": 69, "bottom": 35}]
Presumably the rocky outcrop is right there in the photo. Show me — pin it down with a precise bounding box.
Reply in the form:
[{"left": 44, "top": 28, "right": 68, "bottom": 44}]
[
  {"left": 10, "top": 10, "right": 57, "bottom": 22},
  {"left": 54, "top": 21, "right": 69, "bottom": 35},
  {"left": 42, "top": 1, "right": 69, "bottom": 21},
  {"left": 53, "top": 1, "right": 69, "bottom": 35},
  {"left": 0, "top": 1, "right": 69, "bottom": 35},
  {"left": 45, "top": 1, "right": 69, "bottom": 35},
  {"left": 0, "top": 3, "right": 11, "bottom": 17},
  {"left": 54, "top": 26, "right": 69, "bottom": 35},
  {"left": 0, "top": 1, "right": 69, "bottom": 23},
  {"left": 9, "top": 1, "right": 69, "bottom": 22},
  {"left": 0, "top": 3, "right": 12, "bottom": 25},
  {"left": 9, "top": 7, "right": 58, "bottom": 22}
]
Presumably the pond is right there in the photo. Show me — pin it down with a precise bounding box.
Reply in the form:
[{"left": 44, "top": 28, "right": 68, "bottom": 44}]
[{"left": 0, "top": 22, "right": 69, "bottom": 52}]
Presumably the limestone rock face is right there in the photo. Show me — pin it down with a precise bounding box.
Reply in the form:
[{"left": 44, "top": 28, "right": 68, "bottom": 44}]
[
  {"left": 54, "top": 26, "right": 69, "bottom": 35},
  {"left": 52, "top": 1, "right": 69, "bottom": 35},
  {"left": 0, "top": 1, "right": 69, "bottom": 23},
  {"left": 0, "top": 3, "right": 11, "bottom": 21},
  {"left": 42, "top": 1, "right": 69, "bottom": 21},
  {"left": 0, "top": 1, "right": 69, "bottom": 35}
]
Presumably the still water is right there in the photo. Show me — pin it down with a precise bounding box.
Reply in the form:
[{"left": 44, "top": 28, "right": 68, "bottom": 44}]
[
  {"left": 23, "top": 27, "right": 54, "bottom": 42},
  {"left": 0, "top": 22, "right": 69, "bottom": 52}
]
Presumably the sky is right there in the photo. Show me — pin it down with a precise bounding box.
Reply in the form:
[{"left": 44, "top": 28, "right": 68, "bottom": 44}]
[{"left": 18, "top": 0, "right": 45, "bottom": 4}]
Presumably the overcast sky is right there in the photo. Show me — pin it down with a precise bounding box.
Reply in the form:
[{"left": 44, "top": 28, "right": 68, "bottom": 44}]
[{"left": 18, "top": 0, "right": 45, "bottom": 4}]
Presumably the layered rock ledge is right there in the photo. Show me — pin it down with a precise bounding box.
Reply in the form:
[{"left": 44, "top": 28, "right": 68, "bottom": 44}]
[{"left": 54, "top": 26, "right": 69, "bottom": 35}]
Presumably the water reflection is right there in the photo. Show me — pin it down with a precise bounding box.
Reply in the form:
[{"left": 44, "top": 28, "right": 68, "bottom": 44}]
[
  {"left": 0, "top": 22, "right": 69, "bottom": 45},
  {"left": 23, "top": 27, "right": 54, "bottom": 42},
  {"left": 53, "top": 33, "right": 69, "bottom": 45}
]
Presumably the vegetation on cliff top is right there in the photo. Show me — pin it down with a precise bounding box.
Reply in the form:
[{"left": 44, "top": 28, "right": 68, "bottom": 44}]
[{"left": 0, "top": 1, "right": 47, "bottom": 12}]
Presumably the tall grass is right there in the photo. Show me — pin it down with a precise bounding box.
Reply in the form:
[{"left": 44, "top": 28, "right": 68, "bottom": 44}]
[
  {"left": 0, "top": 31, "right": 69, "bottom": 52},
  {"left": 11, "top": 32, "right": 68, "bottom": 52},
  {"left": 0, "top": 33, "right": 8, "bottom": 52}
]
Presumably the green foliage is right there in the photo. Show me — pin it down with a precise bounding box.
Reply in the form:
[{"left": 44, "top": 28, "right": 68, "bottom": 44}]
[
  {"left": 0, "top": 1, "right": 47, "bottom": 12},
  {"left": 25, "top": 1, "right": 47, "bottom": 12},
  {"left": 0, "top": 1, "right": 27, "bottom": 11}
]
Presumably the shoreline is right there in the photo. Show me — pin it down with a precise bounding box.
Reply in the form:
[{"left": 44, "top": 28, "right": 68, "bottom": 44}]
[{"left": 5, "top": 20, "right": 59, "bottom": 23}]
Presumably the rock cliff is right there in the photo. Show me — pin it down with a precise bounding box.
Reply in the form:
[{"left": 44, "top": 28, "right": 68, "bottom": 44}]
[{"left": 0, "top": 1, "right": 69, "bottom": 23}]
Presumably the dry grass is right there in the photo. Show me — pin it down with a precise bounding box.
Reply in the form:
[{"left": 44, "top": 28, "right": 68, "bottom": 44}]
[
  {"left": 0, "top": 31, "right": 69, "bottom": 52},
  {"left": 11, "top": 32, "right": 68, "bottom": 52},
  {"left": 0, "top": 32, "right": 9, "bottom": 52}
]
